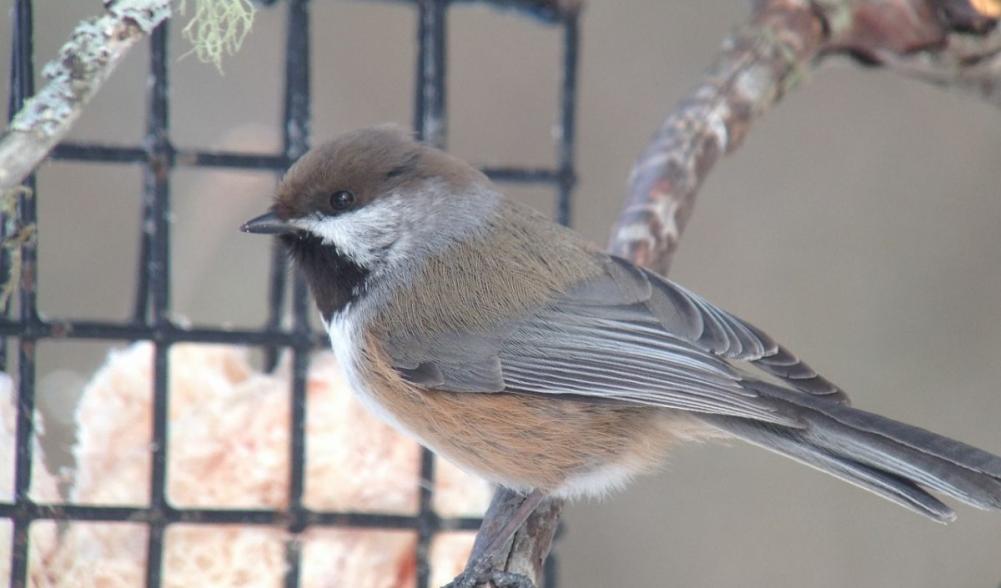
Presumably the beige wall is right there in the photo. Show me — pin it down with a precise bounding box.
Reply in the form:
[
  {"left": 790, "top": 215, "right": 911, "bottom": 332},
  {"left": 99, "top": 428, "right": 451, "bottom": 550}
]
[{"left": 3, "top": 1, "right": 1001, "bottom": 586}]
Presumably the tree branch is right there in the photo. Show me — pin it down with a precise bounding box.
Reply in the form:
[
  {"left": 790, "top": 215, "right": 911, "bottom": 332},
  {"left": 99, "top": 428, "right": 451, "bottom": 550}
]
[
  {"left": 609, "top": 0, "right": 823, "bottom": 274},
  {"left": 0, "top": 0, "right": 172, "bottom": 192},
  {"left": 487, "top": 489, "right": 563, "bottom": 586},
  {"left": 609, "top": 0, "right": 999, "bottom": 275},
  {"left": 870, "top": 27, "right": 1001, "bottom": 107},
  {"left": 824, "top": 0, "right": 1001, "bottom": 104}
]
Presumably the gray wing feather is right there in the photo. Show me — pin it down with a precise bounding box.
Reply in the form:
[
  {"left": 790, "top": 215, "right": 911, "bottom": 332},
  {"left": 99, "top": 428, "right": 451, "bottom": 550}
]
[
  {"left": 400, "top": 358, "right": 505, "bottom": 392},
  {"left": 620, "top": 257, "right": 845, "bottom": 401},
  {"left": 561, "top": 256, "right": 844, "bottom": 399},
  {"left": 384, "top": 253, "right": 840, "bottom": 423}
]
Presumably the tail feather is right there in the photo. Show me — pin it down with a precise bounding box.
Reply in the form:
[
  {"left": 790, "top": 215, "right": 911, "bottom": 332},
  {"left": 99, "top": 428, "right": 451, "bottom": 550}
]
[
  {"left": 757, "top": 381, "right": 1001, "bottom": 479},
  {"left": 704, "top": 415, "right": 956, "bottom": 522},
  {"left": 702, "top": 380, "right": 1001, "bottom": 521},
  {"left": 788, "top": 403, "right": 1001, "bottom": 510}
]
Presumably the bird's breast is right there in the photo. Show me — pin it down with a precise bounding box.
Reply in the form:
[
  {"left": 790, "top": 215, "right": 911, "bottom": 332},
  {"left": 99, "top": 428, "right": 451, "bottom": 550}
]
[
  {"left": 327, "top": 322, "right": 713, "bottom": 497},
  {"left": 325, "top": 312, "right": 420, "bottom": 438}
]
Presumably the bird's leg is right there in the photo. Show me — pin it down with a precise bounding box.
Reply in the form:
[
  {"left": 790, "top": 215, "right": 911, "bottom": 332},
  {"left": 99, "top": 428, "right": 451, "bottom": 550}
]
[
  {"left": 471, "top": 489, "right": 547, "bottom": 561},
  {"left": 444, "top": 488, "right": 547, "bottom": 588}
]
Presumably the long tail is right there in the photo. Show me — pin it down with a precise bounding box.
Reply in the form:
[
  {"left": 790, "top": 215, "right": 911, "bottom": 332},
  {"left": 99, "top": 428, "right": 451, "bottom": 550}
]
[{"left": 699, "top": 380, "right": 1001, "bottom": 523}]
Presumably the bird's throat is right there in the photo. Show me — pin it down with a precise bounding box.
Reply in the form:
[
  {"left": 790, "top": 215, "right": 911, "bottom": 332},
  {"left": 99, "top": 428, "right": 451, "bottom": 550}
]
[{"left": 281, "top": 233, "right": 370, "bottom": 322}]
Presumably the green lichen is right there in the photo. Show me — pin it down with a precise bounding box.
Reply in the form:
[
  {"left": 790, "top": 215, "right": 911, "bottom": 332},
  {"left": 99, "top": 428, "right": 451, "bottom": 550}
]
[
  {"left": 0, "top": 186, "right": 36, "bottom": 311},
  {"left": 177, "top": 0, "right": 256, "bottom": 72}
]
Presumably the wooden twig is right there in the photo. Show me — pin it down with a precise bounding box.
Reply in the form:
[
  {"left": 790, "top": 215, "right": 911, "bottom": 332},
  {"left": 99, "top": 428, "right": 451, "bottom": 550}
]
[
  {"left": 0, "top": 0, "right": 172, "bottom": 192},
  {"left": 871, "top": 31, "right": 1001, "bottom": 107},
  {"left": 609, "top": 0, "right": 999, "bottom": 275},
  {"left": 609, "top": 0, "right": 823, "bottom": 274},
  {"left": 823, "top": 0, "right": 1001, "bottom": 106},
  {"left": 0, "top": 187, "right": 35, "bottom": 310},
  {"left": 502, "top": 495, "right": 562, "bottom": 582},
  {"left": 479, "top": 488, "right": 563, "bottom": 587}
]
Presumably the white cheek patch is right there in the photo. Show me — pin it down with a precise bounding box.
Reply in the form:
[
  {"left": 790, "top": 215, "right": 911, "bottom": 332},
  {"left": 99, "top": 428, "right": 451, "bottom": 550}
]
[
  {"left": 291, "top": 182, "right": 501, "bottom": 270},
  {"left": 293, "top": 200, "right": 403, "bottom": 267}
]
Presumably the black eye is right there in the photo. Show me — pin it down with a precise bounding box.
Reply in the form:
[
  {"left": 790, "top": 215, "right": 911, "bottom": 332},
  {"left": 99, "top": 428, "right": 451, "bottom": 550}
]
[{"left": 329, "top": 190, "right": 356, "bottom": 211}]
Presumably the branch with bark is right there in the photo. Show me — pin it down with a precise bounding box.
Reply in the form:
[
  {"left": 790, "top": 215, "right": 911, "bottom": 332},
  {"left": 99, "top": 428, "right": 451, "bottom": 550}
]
[
  {"left": 610, "top": 0, "right": 1000, "bottom": 275},
  {"left": 0, "top": 0, "right": 172, "bottom": 192}
]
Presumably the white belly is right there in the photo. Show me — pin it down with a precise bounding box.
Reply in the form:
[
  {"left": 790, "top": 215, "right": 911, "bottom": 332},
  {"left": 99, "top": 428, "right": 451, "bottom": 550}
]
[{"left": 324, "top": 312, "right": 418, "bottom": 440}]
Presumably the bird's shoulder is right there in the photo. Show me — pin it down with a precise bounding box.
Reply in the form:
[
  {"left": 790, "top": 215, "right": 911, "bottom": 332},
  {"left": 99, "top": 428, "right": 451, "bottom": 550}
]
[{"left": 368, "top": 198, "right": 606, "bottom": 340}]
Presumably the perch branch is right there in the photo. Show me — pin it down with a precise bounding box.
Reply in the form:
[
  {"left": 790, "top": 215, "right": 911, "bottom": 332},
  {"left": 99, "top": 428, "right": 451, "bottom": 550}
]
[
  {"left": 499, "top": 494, "right": 562, "bottom": 583},
  {"left": 0, "top": 186, "right": 35, "bottom": 310},
  {"left": 0, "top": 0, "right": 172, "bottom": 192},
  {"left": 871, "top": 31, "right": 1001, "bottom": 107},
  {"left": 823, "top": 0, "right": 1001, "bottom": 105},
  {"left": 485, "top": 489, "right": 563, "bottom": 587},
  {"left": 609, "top": 0, "right": 1000, "bottom": 274}
]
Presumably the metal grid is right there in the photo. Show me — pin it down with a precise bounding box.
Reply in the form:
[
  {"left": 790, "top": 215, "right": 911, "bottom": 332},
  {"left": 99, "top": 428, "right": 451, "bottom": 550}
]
[{"left": 1, "top": 0, "right": 579, "bottom": 586}]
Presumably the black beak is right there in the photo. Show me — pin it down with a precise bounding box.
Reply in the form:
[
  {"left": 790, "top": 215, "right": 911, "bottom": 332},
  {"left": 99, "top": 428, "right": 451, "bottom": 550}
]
[{"left": 241, "top": 211, "right": 295, "bottom": 235}]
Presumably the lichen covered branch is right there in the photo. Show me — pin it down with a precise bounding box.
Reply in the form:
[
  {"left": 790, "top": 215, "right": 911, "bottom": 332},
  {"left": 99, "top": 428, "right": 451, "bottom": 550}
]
[
  {"left": 0, "top": 186, "right": 35, "bottom": 310},
  {"left": 0, "top": 0, "right": 172, "bottom": 192},
  {"left": 609, "top": 0, "right": 824, "bottom": 274},
  {"left": 871, "top": 26, "right": 1001, "bottom": 107},
  {"left": 823, "top": 0, "right": 1001, "bottom": 107},
  {"left": 609, "top": 0, "right": 1000, "bottom": 274}
]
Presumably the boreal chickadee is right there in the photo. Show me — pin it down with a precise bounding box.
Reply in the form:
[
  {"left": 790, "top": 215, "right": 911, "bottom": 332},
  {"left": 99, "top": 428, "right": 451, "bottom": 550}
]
[{"left": 242, "top": 125, "right": 1001, "bottom": 558}]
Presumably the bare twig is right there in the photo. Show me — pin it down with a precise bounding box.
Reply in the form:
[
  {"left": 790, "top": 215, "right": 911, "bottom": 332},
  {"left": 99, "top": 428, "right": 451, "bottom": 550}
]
[
  {"left": 0, "top": 0, "right": 172, "bottom": 192},
  {"left": 609, "top": 0, "right": 1000, "bottom": 275},
  {"left": 610, "top": 0, "right": 824, "bottom": 274},
  {"left": 450, "top": 488, "right": 563, "bottom": 588},
  {"left": 0, "top": 186, "right": 35, "bottom": 310},
  {"left": 501, "top": 496, "right": 563, "bottom": 582},
  {"left": 492, "top": 490, "right": 564, "bottom": 586},
  {"left": 822, "top": 0, "right": 1001, "bottom": 105},
  {"left": 871, "top": 31, "right": 1001, "bottom": 107}
]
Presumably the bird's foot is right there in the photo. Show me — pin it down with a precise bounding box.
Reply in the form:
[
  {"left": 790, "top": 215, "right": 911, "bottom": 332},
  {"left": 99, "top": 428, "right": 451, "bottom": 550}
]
[
  {"left": 487, "top": 571, "right": 535, "bottom": 588},
  {"left": 443, "top": 555, "right": 535, "bottom": 588}
]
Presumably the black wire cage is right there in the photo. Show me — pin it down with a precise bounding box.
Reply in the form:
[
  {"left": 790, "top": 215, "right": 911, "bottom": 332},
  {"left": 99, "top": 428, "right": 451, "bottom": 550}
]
[{"left": 0, "top": 0, "right": 579, "bottom": 586}]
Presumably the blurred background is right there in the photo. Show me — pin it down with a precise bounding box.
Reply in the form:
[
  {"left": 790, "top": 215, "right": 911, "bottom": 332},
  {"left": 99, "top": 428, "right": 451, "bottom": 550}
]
[{"left": 2, "top": 1, "right": 1000, "bottom": 586}]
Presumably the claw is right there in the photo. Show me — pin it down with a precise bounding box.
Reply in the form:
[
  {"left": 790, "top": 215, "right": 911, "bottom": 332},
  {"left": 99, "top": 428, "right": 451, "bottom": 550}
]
[
  {"left": 443, "top": 560, "right": 536, "bottom": 588},
  {"left": 489, "top": 570, "right": 535, "bottom": 588}
]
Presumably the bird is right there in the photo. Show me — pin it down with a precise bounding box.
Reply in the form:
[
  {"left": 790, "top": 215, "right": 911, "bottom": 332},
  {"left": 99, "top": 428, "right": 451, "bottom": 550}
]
[{"left": 242, "top": 125, "right": 1001, "bottom": 582}]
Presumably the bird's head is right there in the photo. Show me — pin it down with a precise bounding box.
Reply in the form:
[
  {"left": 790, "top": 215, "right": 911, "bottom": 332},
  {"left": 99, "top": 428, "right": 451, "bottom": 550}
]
[{"left": 240, "top": 125, "right": 500, "bottom": 316}]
